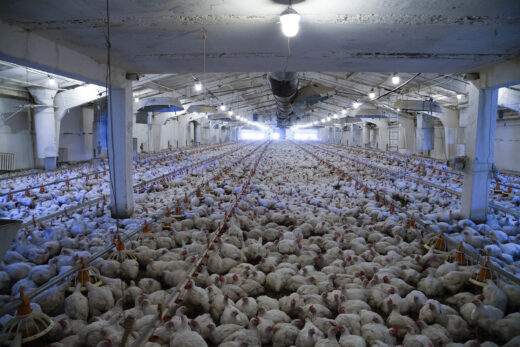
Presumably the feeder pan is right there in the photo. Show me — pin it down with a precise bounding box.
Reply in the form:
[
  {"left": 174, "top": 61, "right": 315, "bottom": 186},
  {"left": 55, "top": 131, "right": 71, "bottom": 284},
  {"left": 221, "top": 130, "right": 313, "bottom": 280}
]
[
  {"left": 469, "top": 257, "right": 493, "bottom": 287},
  {"left": 68, "top": 257, "right": 102, "bottom": 292},
  {"left": 0, "top": 288, "right": 54, "bottom": 344},
  {"left": 447, "top": 242, "right": 468, "bottom": 265},
  {"left": 109, "top": 235, "right": 136, "bottom": 262},
  {"left": 424, "top": 232, "right": 448, "bottom": 254}
]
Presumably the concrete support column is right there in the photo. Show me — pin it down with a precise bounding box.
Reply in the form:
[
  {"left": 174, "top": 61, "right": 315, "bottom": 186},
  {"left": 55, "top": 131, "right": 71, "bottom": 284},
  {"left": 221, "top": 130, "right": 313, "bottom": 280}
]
[
  {"left": 107, "top": 83, "right": 134, "bottom": 218},
  {"left": 147, "top": 113, "right": 154, "bottom": 152},
  {"left": 416, "top": 113, "right": 434, "bottom": 152},
  {"left": 440, "top": 107, "right": 460, "bottom": 160},
  {"left": 28, "top": 87, "right": 58, "bottom": 170},
  {"left": 461, "top": 84, "right": 498, "bottom": 222},
  {"left": 93, "top": 100, "right": 108, "bottom": 158},
  {"left": 362, "top": 123, "right": 370, "bottom": 148},
  {"left": 376, "top": 121, "right": 389, "bottom": 151}
]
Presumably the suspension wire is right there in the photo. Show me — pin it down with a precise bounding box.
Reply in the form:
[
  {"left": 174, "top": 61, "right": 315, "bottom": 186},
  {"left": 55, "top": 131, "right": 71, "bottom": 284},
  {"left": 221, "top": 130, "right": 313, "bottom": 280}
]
[{"left": 284, "top": 37, "right": 291, "bottom": 72}]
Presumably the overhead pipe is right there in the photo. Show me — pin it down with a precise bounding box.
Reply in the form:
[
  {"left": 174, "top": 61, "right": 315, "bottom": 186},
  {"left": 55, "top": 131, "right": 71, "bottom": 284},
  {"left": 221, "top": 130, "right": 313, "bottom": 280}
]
[{"left": 267, "top": 72, "right": 299, "bottom": 128}]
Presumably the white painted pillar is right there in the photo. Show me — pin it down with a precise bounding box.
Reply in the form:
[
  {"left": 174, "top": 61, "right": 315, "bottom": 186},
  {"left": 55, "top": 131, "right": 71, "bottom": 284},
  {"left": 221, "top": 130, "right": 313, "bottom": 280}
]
[
  {"left": 147, "top": 113, "right": 154, "bottom": 152},
  {"left": 362, "top": 123, "right": 370, "bottom": 148},
  {"left": 440, "top": 107, "right": 460, "bottom": 160},
  {"left": 93, "top": 100, "right": 108, "bottom": 158},
  {"left": 461, "top": 83, "right": 498, "bottom": 222},
  {"left": 28, "top": 87, "right": 58, "bottom": 170},
  {"left": 107, "top": 83, "right": 134, "bottom": 218}
]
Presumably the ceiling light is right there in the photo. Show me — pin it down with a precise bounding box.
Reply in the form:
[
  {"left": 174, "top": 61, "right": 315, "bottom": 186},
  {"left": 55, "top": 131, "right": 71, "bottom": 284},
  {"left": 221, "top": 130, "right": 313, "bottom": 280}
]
[
  {"left": 353, "top": 101, "right": 362, "bottom": 109},
  {"left": 391, "top": 74, "right": 400, "bottom": 85},
  {"left": 220, "top": 104, "right": 226, "bottom": 111},
  {"left": 48, "top": 76, "right": 56, "bottom": 86},
  {"left": 134, "top": 97, "right": 139, "bottom": 102},
  {"left": 228, "top": 110, "right": 234, "bottom": 116},
  {"left": 313, "top": 121, "right": 318, "bottom": 125},
  {"left": 333, "top": 114, "right": 338, "bottom": 119},
  {"left": 396, "top": 108, "right": 401, "bottom": 112},
  {"left": 321, "top": 119, "right": 326, "bottom": 123},
  {"left": 368, "top": 88, "right": 376, "bottom": 99},
  {"left": 456, "top": 94, "right": 463, "bottom": 100},
  {"left": 280, "top": 6, "right": 301, "bottom": 38},
  {"left": 341, "top": 109, "right": 347, "bottom": 115},
  {"left": 194, "top": 81, "right": 202, "bottom": 91},
  {"left": 326, "top": 117, "right": 331, "bottom": 121}
]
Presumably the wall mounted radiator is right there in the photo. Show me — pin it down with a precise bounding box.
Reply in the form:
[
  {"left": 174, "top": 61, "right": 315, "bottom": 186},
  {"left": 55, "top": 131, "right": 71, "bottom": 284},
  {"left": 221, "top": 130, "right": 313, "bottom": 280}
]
[{"left": 0, "top": 153, "right": 15, "bottom": 171}]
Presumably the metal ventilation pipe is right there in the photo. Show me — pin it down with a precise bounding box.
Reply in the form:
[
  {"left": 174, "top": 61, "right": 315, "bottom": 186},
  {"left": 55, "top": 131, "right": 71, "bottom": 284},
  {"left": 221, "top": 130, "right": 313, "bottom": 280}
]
[{"left": 267, "top": 72, "right": 298, "bottom": 128}]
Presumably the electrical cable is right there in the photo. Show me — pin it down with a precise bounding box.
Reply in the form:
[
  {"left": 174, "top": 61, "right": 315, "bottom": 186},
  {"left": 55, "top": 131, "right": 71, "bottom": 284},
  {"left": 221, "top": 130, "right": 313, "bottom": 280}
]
[{"left": 104, "top": 0, "right": 119, "bottom": 218}]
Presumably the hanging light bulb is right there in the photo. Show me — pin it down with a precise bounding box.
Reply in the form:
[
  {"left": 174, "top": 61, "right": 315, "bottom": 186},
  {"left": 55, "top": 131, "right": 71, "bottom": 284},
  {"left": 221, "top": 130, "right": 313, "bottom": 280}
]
[
  {"left": 368, "top": 88, "right": 376, "bottom": 99},
  {"left": 220, "top": 104, "right": 226, "bottom": 111},
  {"left": 134, "top": 97, "right": 139, "bottom": 103},
  {"left": 396, "top": 108, "right": 401, "bottom": 112},
  {"left": 456, "top": 94, "right": 463, "bottom": 100},
  {"left": 228, "top": 110, "right": 234, "bottom": 116},
  {"left": 341, "top": 109, "right": 347, "bottom": 115},
  {"left": 321, "top": 119, "right": 326, "bottom": 123},
  {"left": 313, "top": 121, "right": 318, "bottom": 125},
  {"left": 391, "top": 73, "right": 400, "bottom": 85},
  {"left": 194, "top": 81, "right": 202, "bottom": 91},
  {"left": 333, "top": 114, "right": 338, "bottom": 119},
  {"left": 48, "top": 75, "right": 56, "bottom": 86},
  {"left": 353, "top": 101, "right": 362, "bottom": 109},
  {"left": 280, "top": 6, "right": 301, "bottom": 38}
]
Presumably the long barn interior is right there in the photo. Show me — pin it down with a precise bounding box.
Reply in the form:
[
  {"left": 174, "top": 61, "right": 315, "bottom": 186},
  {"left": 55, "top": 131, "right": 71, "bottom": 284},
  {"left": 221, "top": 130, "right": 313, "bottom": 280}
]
[{"left": 0, "top": 1, "right": 520, "bottom": 346}]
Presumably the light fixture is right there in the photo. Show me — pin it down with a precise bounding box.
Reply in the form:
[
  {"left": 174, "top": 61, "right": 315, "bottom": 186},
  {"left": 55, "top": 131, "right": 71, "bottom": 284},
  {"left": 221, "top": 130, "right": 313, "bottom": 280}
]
[
  {"left": 326, "top": 117, "right": 331, "bottom": 121},
  {"left": 280, "top": 6, "right": 301, "bottom": 38},
  {"left": 321, "top": 119, "right": 326, "bottom": 123},
  {"left": 456, "top": 94, "right": 463, "bottom": 100},
  {"left": 396, "top": 108, "right": 401, "bottom": 112},
  {"left": 220, "top": 104, "right": 226, "bottom": 111},
  {"left": 48, "top": 76, "right": 56, "bottom": 86},
  {"left": 333, "top": 114, "right": 338, "bottom": 119},
  {"left": 194, "top": 81, "right": 202, "bottom": 91},
  {"left": 134, "top": 97, "right": 139, "bottom": 102},
  {"left": 341, "top": 109, "right": 347, "bottom": 115},
  {"left": 228, "top": 110, "right": 234, "bottom": 116},
  {"left": 368, "top": 88, "right": 376, "bottom": 99},
  {"left": 353, "top": 101, "right": 362, "bottom": 109},
  {"left": 391, "top": 74, "right": 400, "bottom": 85},
  {"left": 313, "top": 121, "right": 318, "bottom": 125}
]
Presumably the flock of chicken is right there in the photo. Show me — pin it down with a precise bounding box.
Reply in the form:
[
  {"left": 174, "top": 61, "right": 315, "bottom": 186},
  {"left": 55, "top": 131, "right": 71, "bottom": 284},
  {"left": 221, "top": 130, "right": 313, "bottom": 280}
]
[{"left": 0, "top": 141, "right": 519, "bottom": 347}]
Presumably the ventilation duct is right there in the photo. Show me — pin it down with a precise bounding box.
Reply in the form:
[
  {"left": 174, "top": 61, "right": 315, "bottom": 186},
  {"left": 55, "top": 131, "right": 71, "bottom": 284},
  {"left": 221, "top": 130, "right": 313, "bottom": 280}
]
[
  {"left": 355, "top": 108, "right": 388, "bottom": 119},
  {"left": 394, "top": 99, "right": 442, "bottom": 113},
  {"left": 137, "top": 96, "right": 184, "bottom": 113},
  {"left": 292, "top": 82, "right": 335, "bottom": 114},
  {"left": 267, "top": 72, "right": 299, "bottom": 128},
  {"left": 498, "top": 87, "right": 520, "bottom": 113},
  {"left": 187, "top": 105, "right": 217, "bottom": 114},
  {"left": 208, "top": 113, "right": 237, "bottom": 122}
]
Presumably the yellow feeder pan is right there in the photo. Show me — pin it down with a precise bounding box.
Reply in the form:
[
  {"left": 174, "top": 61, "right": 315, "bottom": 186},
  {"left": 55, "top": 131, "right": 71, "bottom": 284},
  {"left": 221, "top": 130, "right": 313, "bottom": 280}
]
[
  {"left": 501, "top": 186, "right": 512, "bottom": 197},
  {"left": 469, "top": 257, "right": 492, "bottom": 287},
  {"left": 446, "top": 242, "right": 468, "bottom": 265},
  {"left": 0, "top": 288, "right": 54, "bottom": 344},
  {"left": 109, "top": 235, "right": 137, "bottom": 262},
  {"left": 424, "top": 232, "right": 448, "bottom": 254},
  {"left": 68, "top": 257, "right": 102, "bottom": 292},
  {"left": 493, "top": 182, "right": 503, "bottom": 194}
]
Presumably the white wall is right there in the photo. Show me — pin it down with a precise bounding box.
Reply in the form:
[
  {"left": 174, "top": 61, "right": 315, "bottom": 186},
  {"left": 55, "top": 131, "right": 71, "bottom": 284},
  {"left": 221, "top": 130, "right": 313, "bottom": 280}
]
[
  {"left": 0, "top": 95, "right": 35, "bottom": 169},
  {"left": 59, "top": 106, "right": 94, "bottom": 162},
  {"left": 494, "top": 118, "right": 520, "bottom": 172}
]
